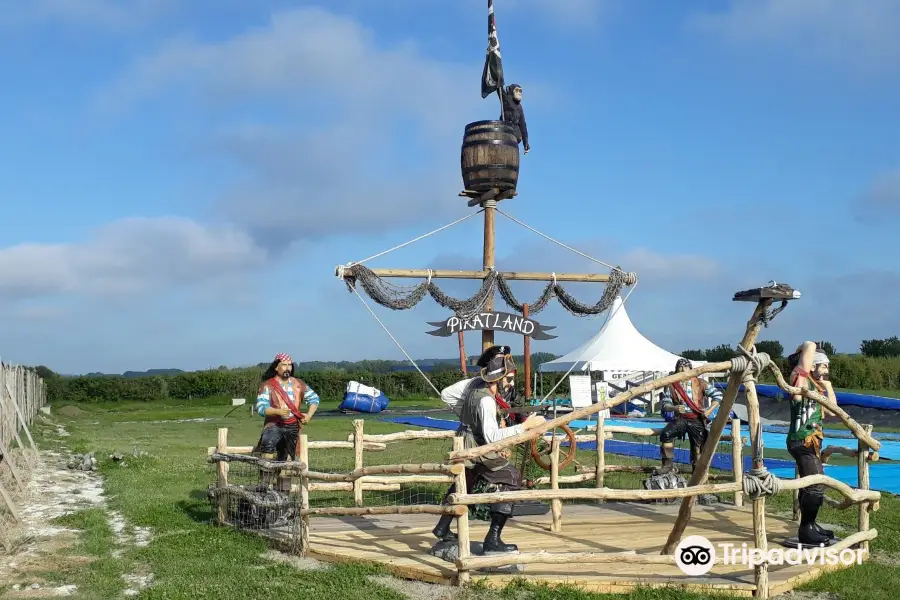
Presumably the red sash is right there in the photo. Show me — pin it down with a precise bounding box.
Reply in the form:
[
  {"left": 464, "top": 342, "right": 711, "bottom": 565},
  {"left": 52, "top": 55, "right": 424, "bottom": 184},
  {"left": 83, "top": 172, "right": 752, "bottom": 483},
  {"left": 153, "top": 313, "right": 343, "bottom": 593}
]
[
  {"left": 671, "top": 381, "right": 704, "bottom": 417},
  {"left": 494, "top": 392, "right": 521, "bottom": 425},
  {"left": 267, "top": 377, "right": 304, "bottom": 424}
]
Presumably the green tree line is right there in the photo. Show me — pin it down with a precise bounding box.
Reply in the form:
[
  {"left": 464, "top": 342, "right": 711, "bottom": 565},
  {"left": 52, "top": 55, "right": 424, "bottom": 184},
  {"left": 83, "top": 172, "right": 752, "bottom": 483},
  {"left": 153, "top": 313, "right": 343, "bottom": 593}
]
[
  {"left": 679, "top": 340, "right": 900, "bottom": 391},
  {"left": 35, "top": 352, "right": 900, "bottom": 405},
  {"left": 40, "top": 365, "right": 575, "bottom": 404}
]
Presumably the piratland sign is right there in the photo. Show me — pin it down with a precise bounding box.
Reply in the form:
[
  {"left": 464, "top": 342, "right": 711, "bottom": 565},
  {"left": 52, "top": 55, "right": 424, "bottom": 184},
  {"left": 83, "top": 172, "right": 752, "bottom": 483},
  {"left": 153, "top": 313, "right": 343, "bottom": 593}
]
[{"left": 425, "top": 311, "right": 557, "bottom": 340}]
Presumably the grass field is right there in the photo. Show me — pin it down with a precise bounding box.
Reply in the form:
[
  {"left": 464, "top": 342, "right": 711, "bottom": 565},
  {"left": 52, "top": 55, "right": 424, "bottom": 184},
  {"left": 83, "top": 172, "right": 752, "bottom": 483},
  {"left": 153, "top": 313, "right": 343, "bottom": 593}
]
[{"left": 4, "top": 397, "right": 900, "bottom": 600}]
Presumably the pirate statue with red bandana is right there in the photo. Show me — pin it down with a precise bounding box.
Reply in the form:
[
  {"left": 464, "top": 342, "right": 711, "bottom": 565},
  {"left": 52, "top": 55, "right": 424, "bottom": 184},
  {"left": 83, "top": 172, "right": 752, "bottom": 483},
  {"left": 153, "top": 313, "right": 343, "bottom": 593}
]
[
  {"left": 253, "top": 353, "right": 320, "bottom": 470},
  {"left": 657, "top": 358, "right": 722, "bottom": 474}
]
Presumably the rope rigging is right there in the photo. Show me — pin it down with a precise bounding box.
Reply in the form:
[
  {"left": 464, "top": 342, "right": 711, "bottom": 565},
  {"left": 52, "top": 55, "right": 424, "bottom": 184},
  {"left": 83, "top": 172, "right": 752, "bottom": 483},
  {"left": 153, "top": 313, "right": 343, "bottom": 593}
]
[
  {"left": 337, "top": 206, "right": 636, "bottom": 319},
  {"left": 342, "top": 263, "right": 629, "bottom": 320}
]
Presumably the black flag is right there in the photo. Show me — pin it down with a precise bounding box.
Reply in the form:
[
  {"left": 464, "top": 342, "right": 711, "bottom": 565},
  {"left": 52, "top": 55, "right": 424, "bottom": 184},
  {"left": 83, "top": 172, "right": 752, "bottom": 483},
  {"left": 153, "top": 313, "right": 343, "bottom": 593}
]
[{"left": 481, "top": 0, "right": 504, "bottom": 98}]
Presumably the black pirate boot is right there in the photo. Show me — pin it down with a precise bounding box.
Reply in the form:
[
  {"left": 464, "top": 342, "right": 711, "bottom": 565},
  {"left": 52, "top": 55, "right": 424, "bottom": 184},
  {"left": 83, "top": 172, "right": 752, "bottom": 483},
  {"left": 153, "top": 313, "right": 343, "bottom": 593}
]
[
  {"left": 483, "top": 511, "right": 518, "bottom": 553},
  {"left": 432, "top": 515, "right": 457, "bottom": 541},
  {"left": 259, "top": 453, "right": 277, "bottom": 488},
  {"left": 690, "top": 444, "right": 701, "bottom": 473},
  {"left": 797, "top": 489, "right": 833, "bottom": 538},
  {"left": 797, "top": 492, "right": 830, "bottom": 545},
  {"left": 657, "top": 443, "right": 675, "bottom": 474}
]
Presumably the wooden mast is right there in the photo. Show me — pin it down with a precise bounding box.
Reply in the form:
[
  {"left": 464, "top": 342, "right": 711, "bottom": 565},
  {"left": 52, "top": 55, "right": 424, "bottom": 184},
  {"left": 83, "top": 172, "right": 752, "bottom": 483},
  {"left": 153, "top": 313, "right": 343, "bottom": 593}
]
[{"left": 482, "top": 195, "right": 497, "bottom": 351}]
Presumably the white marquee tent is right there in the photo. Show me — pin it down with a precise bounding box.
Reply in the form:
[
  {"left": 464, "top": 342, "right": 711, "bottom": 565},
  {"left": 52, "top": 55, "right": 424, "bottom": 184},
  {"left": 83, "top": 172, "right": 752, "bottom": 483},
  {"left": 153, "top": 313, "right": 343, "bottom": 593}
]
[{"left": 538, "top": 296, "right": 705, "bottom": 377}]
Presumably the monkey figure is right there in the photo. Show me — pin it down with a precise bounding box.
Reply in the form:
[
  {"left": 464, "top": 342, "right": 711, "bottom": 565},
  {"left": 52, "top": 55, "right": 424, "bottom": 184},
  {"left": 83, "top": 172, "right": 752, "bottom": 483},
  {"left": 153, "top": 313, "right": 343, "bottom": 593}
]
[{"left": 501, "top": 83, "right": 529, "bottom": 154}]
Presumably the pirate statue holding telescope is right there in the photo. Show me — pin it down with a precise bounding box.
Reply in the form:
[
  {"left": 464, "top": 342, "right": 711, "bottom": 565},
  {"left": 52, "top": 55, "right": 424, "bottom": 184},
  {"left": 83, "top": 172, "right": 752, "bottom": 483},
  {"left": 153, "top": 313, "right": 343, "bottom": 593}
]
[
  {"left": 657, "top": 358, "right": 722, "bottom": 474},
  {"left": 433, "top": 345, "right": 545, "bottom": 553}
]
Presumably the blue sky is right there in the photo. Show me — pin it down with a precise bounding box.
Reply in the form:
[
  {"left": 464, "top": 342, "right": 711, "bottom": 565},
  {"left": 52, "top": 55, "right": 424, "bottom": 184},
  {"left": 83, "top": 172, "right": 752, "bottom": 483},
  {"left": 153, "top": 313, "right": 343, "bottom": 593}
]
[{"left": 1, "top": 0, "right": 899, "bottom": 375}]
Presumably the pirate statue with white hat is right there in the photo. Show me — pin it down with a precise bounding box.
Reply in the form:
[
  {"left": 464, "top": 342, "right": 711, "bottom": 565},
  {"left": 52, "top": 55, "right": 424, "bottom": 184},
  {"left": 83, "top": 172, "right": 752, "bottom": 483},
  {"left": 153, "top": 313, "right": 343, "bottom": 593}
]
[
  {"left": 786, "top": 342, "right": 836, "bottom": 545},
  {"left": 431, "top": 345, "right": 545, "bottom": 553}
]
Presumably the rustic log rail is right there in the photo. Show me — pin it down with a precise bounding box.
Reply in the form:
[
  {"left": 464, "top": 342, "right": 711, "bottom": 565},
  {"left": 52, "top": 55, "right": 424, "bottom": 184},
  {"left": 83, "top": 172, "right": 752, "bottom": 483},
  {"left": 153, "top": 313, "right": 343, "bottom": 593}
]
[
  {"left": 207, "top": 365, "right": 879, "bottom": 599},
  {"left": 446, "top": 473, "right": 879, "bottom": 506},
  {"left": 445, "top": 359, "right": 736, "bottom": 464},
  {"left": 766, "top": 366, "right": 880, "bottom": 451}
]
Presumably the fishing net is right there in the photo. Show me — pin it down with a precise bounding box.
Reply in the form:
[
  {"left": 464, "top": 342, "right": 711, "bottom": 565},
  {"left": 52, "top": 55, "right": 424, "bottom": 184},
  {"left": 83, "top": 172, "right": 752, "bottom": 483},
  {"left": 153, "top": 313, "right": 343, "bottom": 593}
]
[{"left": 343, "top": 264, "right": 630, "bottom": 318}]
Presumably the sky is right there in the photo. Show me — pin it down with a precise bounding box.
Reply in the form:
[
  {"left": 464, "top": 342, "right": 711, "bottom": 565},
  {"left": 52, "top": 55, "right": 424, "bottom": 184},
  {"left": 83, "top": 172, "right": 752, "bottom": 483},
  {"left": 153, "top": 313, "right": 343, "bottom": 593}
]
[{"left": 1, "top": 0, "right": 899, "bottom": 375}]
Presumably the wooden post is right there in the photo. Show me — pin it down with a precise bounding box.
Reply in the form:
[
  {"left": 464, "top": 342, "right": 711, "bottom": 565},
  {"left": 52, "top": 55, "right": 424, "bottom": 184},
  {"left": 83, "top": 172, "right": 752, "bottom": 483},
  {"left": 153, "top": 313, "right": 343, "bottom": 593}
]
[
  {"left": 353, "top": 420, "right": 365, "bottom": 507},
  {"left": 299, "top": 434, "right": 310, "bottom": 554},
  {"left": 4, "top": 379, "right": 40, "bottom": 459},
  {"left": 0, "top": 435, "right": 25, "bottom": 491},
  {"left": 216, "top": 428, "right": 229, "bottom": 525},
  {"left": 858, "top": 423, "right": 873, "bottom": 555},
  {"left": 662, "top": 298, "right": 772, "bottom": 555},
  {"left": 0, "top": 364, "right": 7, "bottom": 452},
  {"left": 523, "top": 303, "right": 532, "bottom": 399},
  {"left": 482, "top": 200, "right": 496, "bottom": 351},
  {"left": 453, "top": 436, "right": 471, "bottom": 585},
  {"left": 744, "top": 380, "right": 769, "bottom": 598},
  {"left": 731, "top": 418, "right": 743, "bottom": 508},
  {"left": 458, "top": 331, "right": 467, "bottom": 376},
  {"left": 550, "top": 437, "right": 562, "bottom": 532},
  {"left": 0, "top": 385, "right": 33, "bottom": 471},
  {"left": 0, "top": 478, "right": 20, "bottom": 522},
  {"left": 595, "top": 419, "right": 605, "bottom": 502}
]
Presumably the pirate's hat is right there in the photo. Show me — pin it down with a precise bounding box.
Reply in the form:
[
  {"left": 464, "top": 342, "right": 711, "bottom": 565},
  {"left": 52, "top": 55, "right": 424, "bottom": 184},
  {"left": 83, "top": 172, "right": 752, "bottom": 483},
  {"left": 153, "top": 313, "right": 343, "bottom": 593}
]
[{"left": 480, "top": 353, "right": 516, "bottom": 383}]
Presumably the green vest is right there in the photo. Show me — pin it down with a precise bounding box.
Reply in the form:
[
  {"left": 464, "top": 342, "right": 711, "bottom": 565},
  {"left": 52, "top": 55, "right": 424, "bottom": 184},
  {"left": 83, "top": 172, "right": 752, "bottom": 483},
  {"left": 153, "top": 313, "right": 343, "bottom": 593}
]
[{"left": 787, "top": 374, "right": 822, "bottom": 442}]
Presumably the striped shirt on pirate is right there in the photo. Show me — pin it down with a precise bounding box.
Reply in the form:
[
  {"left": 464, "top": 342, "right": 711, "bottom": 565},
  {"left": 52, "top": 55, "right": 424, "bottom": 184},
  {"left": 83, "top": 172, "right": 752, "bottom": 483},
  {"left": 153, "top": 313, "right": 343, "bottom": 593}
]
[{"left": 255, "top": 379, "right": 320, "bottom": 422}]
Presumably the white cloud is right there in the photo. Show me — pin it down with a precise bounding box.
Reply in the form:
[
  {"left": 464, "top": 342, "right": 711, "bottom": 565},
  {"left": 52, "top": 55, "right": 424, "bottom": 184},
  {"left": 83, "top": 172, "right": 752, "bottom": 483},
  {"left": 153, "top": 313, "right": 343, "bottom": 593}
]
[
  {"left": 96, "top": 6, "right": 512, "bottom": 250},
  {"left": 0, "top": 216, "right": 267, "bottom": 300},
  {"left": 688, "top": 0, "right": 900, "bottom": 73},
  {"left": 423, "top": 238, "right": 723, "bottom": 313},
  {"left": 99, "top": 7, "right": 479, "bottom": 134}
]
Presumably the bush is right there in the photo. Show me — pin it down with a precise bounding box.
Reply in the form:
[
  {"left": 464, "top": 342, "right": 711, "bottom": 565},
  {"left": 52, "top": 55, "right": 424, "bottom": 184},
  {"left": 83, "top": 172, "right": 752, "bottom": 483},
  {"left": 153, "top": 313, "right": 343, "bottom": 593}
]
[
  {"left": 47, "top": 367, "right": 573, "bottom": 404},
  {"left": 46, "top": 353, "right": 900, "bottom": 405},
  {"left": 755, "top": 355, "right": 900, "bottom": 391}
]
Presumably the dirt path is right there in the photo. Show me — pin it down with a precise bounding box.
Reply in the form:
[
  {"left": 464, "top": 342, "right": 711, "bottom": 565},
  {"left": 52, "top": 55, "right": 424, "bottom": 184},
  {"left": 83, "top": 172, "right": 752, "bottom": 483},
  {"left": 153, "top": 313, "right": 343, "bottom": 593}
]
[{"left": 0, "top": 418, "right": 155, "bottom": 597}]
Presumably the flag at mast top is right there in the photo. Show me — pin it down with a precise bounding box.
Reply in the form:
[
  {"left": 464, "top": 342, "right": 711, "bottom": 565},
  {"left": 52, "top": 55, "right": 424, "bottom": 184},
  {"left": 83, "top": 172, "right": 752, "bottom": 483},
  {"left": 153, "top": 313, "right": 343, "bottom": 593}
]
[{"left": 481, "top": 0, "right": 505, "bottom": 107}]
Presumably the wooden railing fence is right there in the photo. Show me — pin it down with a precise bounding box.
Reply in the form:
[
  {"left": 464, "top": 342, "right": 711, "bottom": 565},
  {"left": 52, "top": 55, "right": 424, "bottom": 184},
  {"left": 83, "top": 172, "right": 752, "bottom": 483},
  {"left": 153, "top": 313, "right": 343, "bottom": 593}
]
[
  {"left": 208, "top": 362, "right": 881, "bottom": 597},
  {"left": 0, "top": 360, "right": 46, "bottom": 525}
]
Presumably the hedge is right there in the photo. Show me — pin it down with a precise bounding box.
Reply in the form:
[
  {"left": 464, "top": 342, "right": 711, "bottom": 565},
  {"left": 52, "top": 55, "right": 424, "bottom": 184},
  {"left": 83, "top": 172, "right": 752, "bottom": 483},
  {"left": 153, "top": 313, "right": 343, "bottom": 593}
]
[
  {"left": 46, "top": 367, "right": 573, "bottom": 405},
  {"left": 45, "top": 355, "right": 900, "bottom": 405}
]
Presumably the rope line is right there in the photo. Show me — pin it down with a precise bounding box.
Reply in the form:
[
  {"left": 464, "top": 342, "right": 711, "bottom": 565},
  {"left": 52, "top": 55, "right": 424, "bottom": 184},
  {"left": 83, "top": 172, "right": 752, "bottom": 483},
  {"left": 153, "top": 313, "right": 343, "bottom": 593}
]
[
  {"left": 742, "top": 468, "right": 782, "bottom": 498},
  {"left": 349, "top": 286, "right": 442, "bottom": 398},
  {"left": 496, "top": 208, "right": 623, "bottom": 273},
  {"left": 536, "top": 281, "right": 639, "bottom": 402},
  {"left": 344, "top": 210, "right": 483, "bottom": 267}
]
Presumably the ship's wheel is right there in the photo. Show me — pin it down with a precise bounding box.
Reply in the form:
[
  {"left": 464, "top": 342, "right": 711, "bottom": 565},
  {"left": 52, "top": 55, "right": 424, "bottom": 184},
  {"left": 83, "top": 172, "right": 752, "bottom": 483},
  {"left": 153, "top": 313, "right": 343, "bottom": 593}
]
[{"left": 529, "top": 424, "right": 577, "bottom": 471}]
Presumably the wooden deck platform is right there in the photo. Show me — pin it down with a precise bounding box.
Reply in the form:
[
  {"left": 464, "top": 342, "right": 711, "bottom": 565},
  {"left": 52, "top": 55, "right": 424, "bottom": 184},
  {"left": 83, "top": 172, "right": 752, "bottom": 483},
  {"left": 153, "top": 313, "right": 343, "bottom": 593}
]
[{"left": 263, "top": 503, "right": 861, "bottom": 596}]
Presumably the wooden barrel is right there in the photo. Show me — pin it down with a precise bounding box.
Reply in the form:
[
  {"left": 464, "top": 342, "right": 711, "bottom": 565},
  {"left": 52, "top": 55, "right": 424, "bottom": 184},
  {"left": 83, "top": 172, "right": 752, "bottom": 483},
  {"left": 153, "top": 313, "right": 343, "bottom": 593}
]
[{"left": 460, "top": 120, "right": 520, "bottom": 194}]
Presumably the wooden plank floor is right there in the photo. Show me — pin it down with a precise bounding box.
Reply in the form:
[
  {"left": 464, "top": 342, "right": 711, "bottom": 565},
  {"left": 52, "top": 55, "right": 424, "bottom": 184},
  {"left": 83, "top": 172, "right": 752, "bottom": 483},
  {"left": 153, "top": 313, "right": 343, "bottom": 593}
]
[{"left": 262, "top": 503, "right": 860, "bottom": 596}]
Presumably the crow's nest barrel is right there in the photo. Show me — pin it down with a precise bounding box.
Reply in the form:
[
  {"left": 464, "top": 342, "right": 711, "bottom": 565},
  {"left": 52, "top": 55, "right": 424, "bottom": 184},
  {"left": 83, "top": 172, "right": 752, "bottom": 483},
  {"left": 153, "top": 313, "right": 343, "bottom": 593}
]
[{"left": 460, "top": 120, "right": 520, "bottom": 195}]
